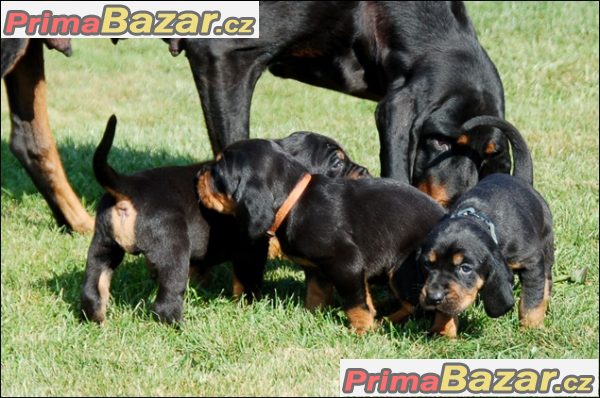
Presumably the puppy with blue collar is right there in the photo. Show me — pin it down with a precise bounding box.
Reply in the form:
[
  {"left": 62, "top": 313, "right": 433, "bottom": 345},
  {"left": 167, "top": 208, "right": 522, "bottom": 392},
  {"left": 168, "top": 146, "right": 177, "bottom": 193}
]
[{"left": 392, "top": 117, "right": 554, "bottom": 337}]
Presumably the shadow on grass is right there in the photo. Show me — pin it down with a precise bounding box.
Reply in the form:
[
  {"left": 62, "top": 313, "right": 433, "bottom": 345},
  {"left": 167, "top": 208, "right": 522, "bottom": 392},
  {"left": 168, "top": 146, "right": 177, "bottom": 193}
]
[
  {"left": 1, "top": 138, "right": 202, "bottom": 210},
  {"left": 44, "top": 256, "right": 306, "bottom": 321}
]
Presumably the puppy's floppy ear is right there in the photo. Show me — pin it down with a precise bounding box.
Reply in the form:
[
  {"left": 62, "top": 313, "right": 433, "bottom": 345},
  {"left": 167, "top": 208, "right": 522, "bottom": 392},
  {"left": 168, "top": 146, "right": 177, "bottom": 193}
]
[
  {"left": 234, "top": 177, "right": 276, "bottom": 241},
  {"left": 479, "top": 249, "right": 515, "bottom": 317}
]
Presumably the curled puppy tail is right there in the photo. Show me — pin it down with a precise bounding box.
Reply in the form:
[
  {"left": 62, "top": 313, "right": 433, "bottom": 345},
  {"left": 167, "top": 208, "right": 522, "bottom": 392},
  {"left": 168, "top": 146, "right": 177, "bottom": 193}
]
[
  {"left": 93, "top": 115, "right": 126, "bottom": 195},
  {"left": 461, "top": 115, "right": 533, "bottom": 185}
]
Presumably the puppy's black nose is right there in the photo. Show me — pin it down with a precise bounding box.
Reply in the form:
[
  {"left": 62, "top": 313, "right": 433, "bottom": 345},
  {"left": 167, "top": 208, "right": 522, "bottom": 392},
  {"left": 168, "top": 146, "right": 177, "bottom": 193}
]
[{"left": 425, "top": 289, "right": 445, "bottom": 306}]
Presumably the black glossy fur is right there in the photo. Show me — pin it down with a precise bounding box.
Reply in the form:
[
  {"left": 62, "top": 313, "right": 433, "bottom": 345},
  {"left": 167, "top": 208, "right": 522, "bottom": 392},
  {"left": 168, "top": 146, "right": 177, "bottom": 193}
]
[
  {"left": 169, "top": 1, "right": 510, "bottom": 206},
  {"left": 197, "top": 139, "right": 445, "bottom": 333},
  {"left": 394, "top": 122, "right": 553, "bottom": 335},
  {"left": 81, "top": 116, "right": 369, "bottom": 323}
]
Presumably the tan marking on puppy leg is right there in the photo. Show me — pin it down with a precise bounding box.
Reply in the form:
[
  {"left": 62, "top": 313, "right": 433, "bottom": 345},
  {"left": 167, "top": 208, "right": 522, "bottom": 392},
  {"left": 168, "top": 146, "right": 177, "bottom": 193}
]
[
  {"left": 232, "top": 274, "right": 245, "bottom": 299},
  {"left": 346, "top": 279, "right": 376, "bottom": 334},
  {"left": 387, "top": 301, "right": 415, "bottom": 324},
  {"left": 305, "top": 278, "right": 334, "bottom": 311},
  {"left": 110, "top": 197, "right": 137, "bottom": 253},
  {"left": 346, "top": 306, "right": 375, "bottom": 335},
  {"left": 196, "top": 171, "right": 236, "bottom": 214},
  {"left": 268, "top": 236, "right": 284, "bottom": 259},
  {"left": 519, "top": 279, "right": 550, "bottom": 328},
  {"left": 431, "top": 312, "right": 459, "bottom": 338},
  {"left": 95, "top": 269, "right": 113, "bottom": 322}
]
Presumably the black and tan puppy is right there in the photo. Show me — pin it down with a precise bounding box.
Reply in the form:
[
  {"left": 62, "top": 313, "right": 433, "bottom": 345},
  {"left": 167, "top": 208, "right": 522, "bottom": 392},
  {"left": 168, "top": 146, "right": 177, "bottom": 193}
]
[
  {"left": 197, "top": 139, "right": 445, "bottom": 334},
  {"left": 394, "top": 118, "right": 553, "bottom": 337},
  {"left": 81, "top": 116, "right": 369, "bottom": 324}
]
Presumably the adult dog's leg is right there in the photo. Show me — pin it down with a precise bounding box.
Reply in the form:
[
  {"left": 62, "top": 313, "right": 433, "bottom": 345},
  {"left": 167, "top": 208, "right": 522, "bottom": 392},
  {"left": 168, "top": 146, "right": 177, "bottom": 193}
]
[
  {"left": 375, "top": 89, "right": 417, "bottom": 181},
  {"left": 185, "top": 47, "right": 269, "bottom": 154},
  {"left": 4, "top": 39, "right": 94, "bottom": 233}
]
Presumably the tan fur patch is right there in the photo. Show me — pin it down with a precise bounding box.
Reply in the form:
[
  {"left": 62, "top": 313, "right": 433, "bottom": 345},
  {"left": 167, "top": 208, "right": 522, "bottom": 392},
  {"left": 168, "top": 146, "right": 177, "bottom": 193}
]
[
  {"left": 452, "top": 253, "right": 465, "bottom": 266},
  {"left": 346, "top": 306, "right": 376, "bottom": 335},
  {"left": 417, "top": 178, "right": 450, "bottom": 208},
  {"left": 431, "top": 312, "right": 459, "bottom": 338},
  {"left": 346, "top": 277, "right": 376, "bottom": 334},
  {"left": 110, "top": 195, "right": 137, "bottom": 253},
  {"left": 452, "top": 278, "right": 484, "bottom": 312},
  {"left": 268, "top": 236, "right": 284, "bottom": 259},
  {"left": 508, "top": 261, "right": 523, "bottom": 270},
  {"left": 335, "top": 149, "right": 346, "bottom": 160},
  {"left": 387, "top": 301, "right": 415, "bottom": 324},
  {"left": 456, "top": 134, "right": 469, "bottom": 145},
  {"left": 485, "top": 142, "right": 497, "bottom": 155},
  {"left": 305, "top": 279, "right": 334, "bottom": 311},
  {"left": 232, "top": 274, "right": 245, "bottom": 299},
  {"left": 197, "top": 171, "right": 236, "bottom": 214},
  {"left": 427, "top": 250, "right": 438, "bottom": 263},
  {"left": 519, "top": 279, "right": 550, "bottom": 328},
  {"left": 95, "top": 269, "right": 113, "bottom": 322}
]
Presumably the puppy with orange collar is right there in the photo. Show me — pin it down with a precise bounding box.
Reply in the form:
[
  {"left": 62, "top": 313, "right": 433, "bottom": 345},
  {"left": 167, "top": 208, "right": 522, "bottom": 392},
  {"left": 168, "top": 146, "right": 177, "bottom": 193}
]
[
  {"left": 197, "top": 139, "right": 445, "bottom": 333},
  {"left": 81, "top": 116, "right": 369, "bottom": 324}
]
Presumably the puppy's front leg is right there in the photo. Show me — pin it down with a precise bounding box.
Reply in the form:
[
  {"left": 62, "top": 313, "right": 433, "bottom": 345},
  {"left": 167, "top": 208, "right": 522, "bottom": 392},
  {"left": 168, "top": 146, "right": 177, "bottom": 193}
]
[
  {"left": 430, "top": 311, "right": 459, "bottom": 338},
  {"left": 335, "top": 270, "right": 376, "bottom": 335},
  {"left": 231, "top": 237, "right": 269, "bottom": 301},
  {"left": 304, "top": 268, "right": 334, "bottom": 311}
]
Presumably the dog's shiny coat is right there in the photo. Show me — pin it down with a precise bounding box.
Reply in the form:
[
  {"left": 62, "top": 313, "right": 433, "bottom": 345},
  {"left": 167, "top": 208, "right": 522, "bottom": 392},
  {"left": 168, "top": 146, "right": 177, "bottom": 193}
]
[
  {"left": 197, "top": 139, "right": 446, "bottom": 333},
  {"left": 81, "top": 116, "right": 369, "bottom": 323}
]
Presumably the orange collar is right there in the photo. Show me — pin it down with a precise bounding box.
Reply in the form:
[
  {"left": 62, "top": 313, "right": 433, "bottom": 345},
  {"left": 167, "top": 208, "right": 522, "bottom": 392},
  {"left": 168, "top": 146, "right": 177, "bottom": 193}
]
[{"left": 267, "top": 173, "right": 312, "bottom": 237}]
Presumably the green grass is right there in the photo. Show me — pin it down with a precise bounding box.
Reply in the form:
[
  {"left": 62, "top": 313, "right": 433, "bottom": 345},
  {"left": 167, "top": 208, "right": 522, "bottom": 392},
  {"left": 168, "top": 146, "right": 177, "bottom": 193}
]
[{"left": 1, "top": 2, "right": 598, "bottom": 396}]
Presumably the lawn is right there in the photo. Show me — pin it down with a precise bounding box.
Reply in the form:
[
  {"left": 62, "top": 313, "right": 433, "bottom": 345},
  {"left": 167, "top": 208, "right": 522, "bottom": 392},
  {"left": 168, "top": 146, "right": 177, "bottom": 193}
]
[{"left": 1, "top": 2, "right": 598, "bottom": 396}]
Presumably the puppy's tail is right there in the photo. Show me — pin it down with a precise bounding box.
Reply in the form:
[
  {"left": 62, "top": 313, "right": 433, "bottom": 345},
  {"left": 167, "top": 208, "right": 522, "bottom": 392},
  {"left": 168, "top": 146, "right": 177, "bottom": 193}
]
[
  {"left": 461, "top": 116, "right": 533, "bottom": 185},
  {"left": 93, "top": 115, "right": 127, "bottom": 194}
]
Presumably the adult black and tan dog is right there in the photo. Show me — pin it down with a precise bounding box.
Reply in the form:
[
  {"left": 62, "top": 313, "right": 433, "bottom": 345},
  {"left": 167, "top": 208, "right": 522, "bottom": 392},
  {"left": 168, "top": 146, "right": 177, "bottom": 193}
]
[
  {"left": 392, "top": 117, "right": 553, "bottom": 337},
  {"left": 2, "top": 2, "right": 510, "bottom": 232},
  {"left": 197, "top": 139, "right": 445, "bottom": 333},
  {"left": 81, "top": 116, "right": 369, "bottom": 324},
  {"left": 173, "top": 1, "right": 508, "bottom": 205}
]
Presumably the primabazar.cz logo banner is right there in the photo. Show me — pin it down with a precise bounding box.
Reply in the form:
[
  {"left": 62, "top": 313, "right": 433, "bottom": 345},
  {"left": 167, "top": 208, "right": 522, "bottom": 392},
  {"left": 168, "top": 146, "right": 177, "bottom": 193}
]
[
  {"left": 0, "top": 1, "right": 259, "bottom": 38},
  {"left": 341, "top": 359, "right": 598, "bottom": 397}
]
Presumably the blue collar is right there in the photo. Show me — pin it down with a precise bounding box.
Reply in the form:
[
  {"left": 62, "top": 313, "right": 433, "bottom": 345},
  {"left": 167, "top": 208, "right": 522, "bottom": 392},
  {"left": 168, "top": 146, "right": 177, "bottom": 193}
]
[{"left": 450, "top": 207, "right": 499, "bottom": 244}]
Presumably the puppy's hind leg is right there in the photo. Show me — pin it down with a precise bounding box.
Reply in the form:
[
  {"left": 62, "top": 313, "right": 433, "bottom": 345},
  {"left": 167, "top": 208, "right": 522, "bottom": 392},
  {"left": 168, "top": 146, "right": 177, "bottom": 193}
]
[
  {"left": 518, "top": 258, "right": 551, "bottom": 329},
  {"left": 304, "top": 268, "right": 334, "bottom": 311},
  {"left": 81, "top": 232, "right": 124, "bottom": 323},
  {"left": 147, "top": 236, "right": 191, "bottom": 324}
]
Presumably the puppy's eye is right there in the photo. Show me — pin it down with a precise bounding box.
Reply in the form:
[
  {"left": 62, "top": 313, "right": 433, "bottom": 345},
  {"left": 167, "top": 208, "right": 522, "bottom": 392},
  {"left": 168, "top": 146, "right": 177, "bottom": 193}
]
[
  {"left": 460, "top": 264, "right": 473, "bottom": 273},
  {"left": 331, "top": 156, "right": 344, "bottom": 169}
]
